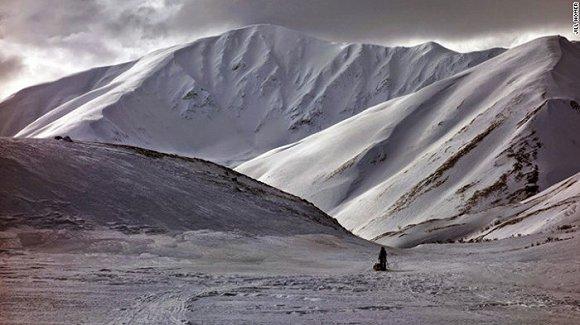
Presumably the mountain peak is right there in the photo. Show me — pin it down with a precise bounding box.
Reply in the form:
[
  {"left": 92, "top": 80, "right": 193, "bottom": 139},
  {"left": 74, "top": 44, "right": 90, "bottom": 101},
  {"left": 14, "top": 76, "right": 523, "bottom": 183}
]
[
  {"left": 416, "top": 41, "right": 450, "bottom": 52},
  {"left": 209, "top": 23, "right": 321, "bottom": 43},
  {"left": 237, "top": 23, "right": 295, "bottom": 32},
  {"left": 0, "top": 25, "right": 506, "bottom": 165},
  {"left": 237, "top": 33, "right": 580, "bottom": 246}
]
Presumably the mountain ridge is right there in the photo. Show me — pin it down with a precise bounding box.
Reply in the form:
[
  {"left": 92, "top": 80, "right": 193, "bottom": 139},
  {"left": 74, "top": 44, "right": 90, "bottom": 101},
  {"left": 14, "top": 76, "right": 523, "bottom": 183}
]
[
  {"left": 0, "top": 24, "right": 504, "bottom": 165},
  {"left": 237, "top": 35, "right": 580, "bottom": 246}
]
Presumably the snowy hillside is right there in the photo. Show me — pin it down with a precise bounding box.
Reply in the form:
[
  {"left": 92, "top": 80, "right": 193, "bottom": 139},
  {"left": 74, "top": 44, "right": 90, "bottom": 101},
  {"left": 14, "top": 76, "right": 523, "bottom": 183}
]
[
  {"left": 372, "top": 171, "right": 580, "bottom": 247},
  {"left": 1, "top": 140, "right": 577, "bottom": 323},
  {"left": 238, "top": 36, "right": 580, "bottom": 246},
  {"left": 1, "top": 26, "right": 579, "bottom": 323},
  {"left": 0, "top": 137, "right": 350, "bottom": 237},
  {"left": 1, "top": 140, "right": 578, "bottom": 324},
  {"left": 478, "top": 171, "right": 580, "bottom": 241},
  {"left": 0, "top": 24, "right": 502, "bottom": 165}
]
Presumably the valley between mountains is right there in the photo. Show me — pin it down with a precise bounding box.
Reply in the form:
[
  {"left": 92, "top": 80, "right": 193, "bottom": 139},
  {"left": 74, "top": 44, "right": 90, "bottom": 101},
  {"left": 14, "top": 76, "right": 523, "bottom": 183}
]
[{"left": 1, "top": 25, "right": 579, "bottom": 324}]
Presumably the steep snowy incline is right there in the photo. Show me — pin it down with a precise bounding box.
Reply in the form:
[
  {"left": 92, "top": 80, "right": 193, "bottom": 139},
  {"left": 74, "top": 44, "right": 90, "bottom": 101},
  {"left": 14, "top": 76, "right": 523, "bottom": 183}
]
[
  {"left": 371, "top": 171, "right": 580, "bottom": 247},
  {"left": 0, "top": 61, "right": 135, "bottom": 136},
  {"left": 0, "top": 137, "right": 350, "bottom": 237},
  {"left": 477, "top": 171, "right": 580, "bottom": 241},
  {"left": 0, "top": 24, "right": 503, "bottom": 165},
  {"left": 238, "top": 36, "right": 580, "bottom": 246}
]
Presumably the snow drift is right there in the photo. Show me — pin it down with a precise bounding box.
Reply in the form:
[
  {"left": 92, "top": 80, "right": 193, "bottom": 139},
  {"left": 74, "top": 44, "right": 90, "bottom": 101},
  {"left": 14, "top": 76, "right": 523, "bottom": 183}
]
[
  {"left": 238, "top": 36, "right": 580, "bottom": 246},
  {"left": 0, "top": 24, "right": 502, "bottom": 166}
]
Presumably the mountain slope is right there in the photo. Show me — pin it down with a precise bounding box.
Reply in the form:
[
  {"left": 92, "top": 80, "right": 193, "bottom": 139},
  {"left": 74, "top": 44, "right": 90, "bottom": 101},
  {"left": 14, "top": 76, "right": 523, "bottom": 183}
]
[
  {"left": 0, "top": 24, "right": 502, "bottom": 165},
  {"left": 0, "top": 137, "right": 350, "bottom": 237},
  {"left": 477, "top": 171, "right": 580, "bottom": 241},
  {"left": 237, "top": 36, "right": 580, "bottom": 246},
  {"left": 370, "top": 171, "right": 580, "bottom": 247}
]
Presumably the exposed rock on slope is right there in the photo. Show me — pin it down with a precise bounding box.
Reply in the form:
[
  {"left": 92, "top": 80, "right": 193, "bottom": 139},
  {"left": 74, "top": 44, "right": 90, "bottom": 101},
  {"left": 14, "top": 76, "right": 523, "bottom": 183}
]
[
  {"left": 370, "top": 171, "right": 580, "bottom": 248},
  {"left": 238, "top": 36, "right": 580, "bottom": 246},
  {"left": 476, "top": 171, "right": 580, "bottom": 241}
]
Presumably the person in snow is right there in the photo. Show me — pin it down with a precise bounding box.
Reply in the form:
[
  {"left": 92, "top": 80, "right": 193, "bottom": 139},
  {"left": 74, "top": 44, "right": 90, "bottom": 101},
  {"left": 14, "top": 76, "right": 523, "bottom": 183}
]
[{"left": 379, "top": 246, "right": 387, "bottom": 271}]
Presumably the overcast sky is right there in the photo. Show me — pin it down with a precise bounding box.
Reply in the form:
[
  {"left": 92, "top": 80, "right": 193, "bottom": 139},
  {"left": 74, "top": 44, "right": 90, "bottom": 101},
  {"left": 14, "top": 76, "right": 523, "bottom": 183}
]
[{"left": 0, "top": 0, "right": 575, "bottom": 99}]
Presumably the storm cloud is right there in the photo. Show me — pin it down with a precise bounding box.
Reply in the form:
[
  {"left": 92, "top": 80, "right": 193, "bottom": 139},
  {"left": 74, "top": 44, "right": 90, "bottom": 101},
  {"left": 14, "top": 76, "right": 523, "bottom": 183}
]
[{"left": 0, "top": 0, "right": 575, "bottom": 99}]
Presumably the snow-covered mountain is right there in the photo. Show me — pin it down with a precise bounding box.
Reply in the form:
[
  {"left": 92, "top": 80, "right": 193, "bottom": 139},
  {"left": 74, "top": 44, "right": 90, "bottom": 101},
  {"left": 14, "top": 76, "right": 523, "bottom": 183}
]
[
  {"left": 371, "top": 171, "right": 580, "bottom": 247},
  {"left": 238, "top": 36, "right": 580, "bottom": 246},
  {"left": 0, "top": 24, "right": 502, "bottom": 166},
  {"left": 1, "top": 25, "right": 576, "bottom": 248},
  {"left": 4, "top": 140, "right": 578, "bottom": 324},
  {"left": 0, "top": 137, "right": 350, "bottom": 238},
  {"left": 1, "top": 27, "right": 579, "bottom": 324},
  {"left": 475, "top": 171, "right": 580, "bottom": 240}
]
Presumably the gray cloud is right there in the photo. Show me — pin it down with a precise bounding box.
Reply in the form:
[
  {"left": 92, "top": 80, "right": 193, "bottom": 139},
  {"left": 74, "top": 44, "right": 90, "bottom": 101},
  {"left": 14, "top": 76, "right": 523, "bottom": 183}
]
[
  {"left": 0, "top": 52, "right": 24, "bottom": 83},
  {"left": 158, "top": 0, "right": 573, "bottom": 46},
  {"left": 0, "top": 0, "right": 574, "bottom": 99}
]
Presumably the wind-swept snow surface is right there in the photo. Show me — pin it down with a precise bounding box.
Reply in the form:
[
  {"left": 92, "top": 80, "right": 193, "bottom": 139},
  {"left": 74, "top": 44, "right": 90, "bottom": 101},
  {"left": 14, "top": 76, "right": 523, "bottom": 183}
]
[
  {"left": 0, "top": 25, "right": 502, "bottom": 165},
  {"left": 2, "top": 228, "right": 579, "bottom": 324},
  {"left": 238, "top": 36, "right": 580, "bottom": 246}
]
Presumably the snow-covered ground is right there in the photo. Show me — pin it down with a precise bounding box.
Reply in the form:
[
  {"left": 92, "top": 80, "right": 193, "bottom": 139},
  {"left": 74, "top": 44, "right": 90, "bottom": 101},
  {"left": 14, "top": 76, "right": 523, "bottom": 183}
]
[
  {"left": 0, "top": 138, "right": 578, "bottom": 324},
  {"left": 238, "top": 36, "right": 580, "bottom": 246},
  {"left": 0, "top": 24, "right": 502, "bottom": 166},
  {"left": 1, "top": 229, "right": 578, "bottom": 324}
]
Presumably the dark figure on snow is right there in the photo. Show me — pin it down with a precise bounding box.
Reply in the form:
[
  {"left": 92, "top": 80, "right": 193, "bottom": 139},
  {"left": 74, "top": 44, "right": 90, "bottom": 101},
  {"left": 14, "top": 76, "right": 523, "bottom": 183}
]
[{"left": 378, "top": 246, "right": 387, "bottom": 271}]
